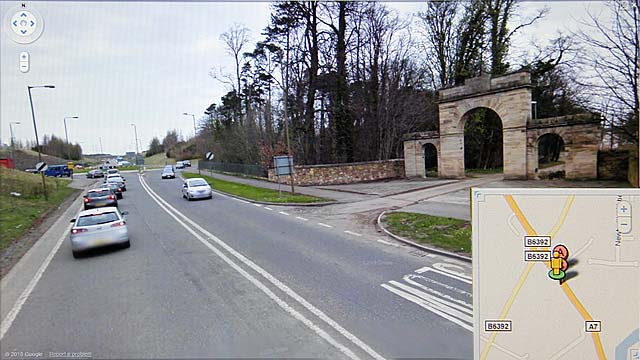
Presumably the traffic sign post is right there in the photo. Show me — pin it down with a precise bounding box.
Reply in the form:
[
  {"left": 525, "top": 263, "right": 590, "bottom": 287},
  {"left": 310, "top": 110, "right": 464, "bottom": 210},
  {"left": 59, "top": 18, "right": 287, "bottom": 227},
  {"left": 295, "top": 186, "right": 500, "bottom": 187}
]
[
  {"left": 35, "top": 161, "right": 48, "bottom": 200},
  {"left": 203, "top": 152, "right": 214, "bottom": 175}
]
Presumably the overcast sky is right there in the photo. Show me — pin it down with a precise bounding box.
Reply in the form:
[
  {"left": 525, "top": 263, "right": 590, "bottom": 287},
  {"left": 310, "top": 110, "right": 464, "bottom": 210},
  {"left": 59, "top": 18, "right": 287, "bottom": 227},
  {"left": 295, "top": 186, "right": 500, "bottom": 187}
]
[{"left": 1, "top": 1, "right": 607, "bottom": 155}]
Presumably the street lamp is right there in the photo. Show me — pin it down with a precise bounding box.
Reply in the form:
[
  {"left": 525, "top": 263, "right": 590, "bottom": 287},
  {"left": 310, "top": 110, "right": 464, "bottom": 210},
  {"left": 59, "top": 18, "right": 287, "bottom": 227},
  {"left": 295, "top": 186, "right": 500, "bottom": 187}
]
[
  {"left": 9, "top": 122, "right": 20, "bottom": 148},
  {"left": 9, "top": 122, "right": 20, "bottom": 161},
  {"left": 28, "top": 85, "right": 55, "bottom": 200},
  {"left": 63, "top": 116, "right": 79, "bottom": 144},
  {"left": 130, "top": 123, "right": 140, "bottom": 166},
  {"left": 182, "top": 112, "right": 197, "bottom": 137}
]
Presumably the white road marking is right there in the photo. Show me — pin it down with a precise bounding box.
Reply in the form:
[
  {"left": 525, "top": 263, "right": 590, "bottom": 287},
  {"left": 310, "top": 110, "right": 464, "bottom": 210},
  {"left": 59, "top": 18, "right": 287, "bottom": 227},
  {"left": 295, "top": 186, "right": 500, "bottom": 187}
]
[
  {"left": 254, "top": 204, "right": 263, "bottom": 207},
  {"left": 139, "top": 175, "right": 385, "bottom": 360},
  {"left": 344, "top": 231, "right": 362, "bottom": 237},
  {"left": 295, "top": 216, "right": 309, "bottom": 221},
  {"left": 403, "top": 275, "right": 472, "bottom": 309},
  {"left": 234, "top": 198, "right": 251, "bottom": 204},
  {"left": 426, "top": 254, "right": 437, "bottom": 258},
  {"left": 279, "top": 211, "right": 290, "bottom": 216},
  {"left": 376, "top": 239, "right": 399, "bottom": 247},
  {"left": 318, "top": 223, "right": 333, "bottom": 228},
  {"left": 389, "top": 280, "right": 472, "bottom": 319},
  {"left": 381, "top": 283, "right": 472, "bottom": 332},
  {"left": 0, "top": 225, "right": 71, "bottom": 340},
  {"left": 432, "top": 263, "right": 472, "bottom": 281},
  {"left": 417, "top": 266, "right": 472, "bottom": 285},
  {"left": 264, "top": 207, "right": 274, "bottom": 211}
]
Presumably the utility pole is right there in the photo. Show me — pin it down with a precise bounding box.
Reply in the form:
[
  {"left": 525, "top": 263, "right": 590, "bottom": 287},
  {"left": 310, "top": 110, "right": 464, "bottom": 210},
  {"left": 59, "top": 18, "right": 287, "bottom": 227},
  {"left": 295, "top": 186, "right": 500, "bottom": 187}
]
[
  {"left": 9, "top": 122, "right": 20, "bottom": 162},
  {"left": 28, "top": 85, "right": 55, "bottom": 201}
]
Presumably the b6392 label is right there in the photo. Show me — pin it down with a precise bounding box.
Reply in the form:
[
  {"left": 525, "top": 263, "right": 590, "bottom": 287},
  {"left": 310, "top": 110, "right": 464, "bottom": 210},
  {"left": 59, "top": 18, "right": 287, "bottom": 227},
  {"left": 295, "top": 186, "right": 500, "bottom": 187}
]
[
  {"left": 524, "top": 236, "right": 551, "bottom": 247},
  {"left": 524, "top": 250, "right": 551, "bottom": 262},
  {"left": 484, "top": 320, "right": 512, "bottom": 332}
]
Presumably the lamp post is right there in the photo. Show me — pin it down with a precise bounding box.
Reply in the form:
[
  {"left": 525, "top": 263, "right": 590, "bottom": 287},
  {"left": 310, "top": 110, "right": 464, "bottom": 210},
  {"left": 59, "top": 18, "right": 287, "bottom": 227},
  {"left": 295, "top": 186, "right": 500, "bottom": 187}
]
[
  {"left": 28, "top": 85, "right": 55, "bottom": 200},
  {"left": 9, "top": 122, "right": 20, "bottom": 161},
  {"left": 182, "top": 112, "right": 197, "bottom": 137},
  {"left": 130, "top": 123, "right": 140, "bottom": 167},
  {"left": 63, "top": 116, "right": 78, "bottom": 144}
]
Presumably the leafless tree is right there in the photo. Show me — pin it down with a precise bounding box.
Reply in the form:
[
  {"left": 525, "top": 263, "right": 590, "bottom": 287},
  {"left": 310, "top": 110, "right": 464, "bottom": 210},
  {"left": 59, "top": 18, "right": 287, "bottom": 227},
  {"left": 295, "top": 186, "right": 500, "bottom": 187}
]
[{"left": 574, "top": 0, "right": 639, "bottom": 144}]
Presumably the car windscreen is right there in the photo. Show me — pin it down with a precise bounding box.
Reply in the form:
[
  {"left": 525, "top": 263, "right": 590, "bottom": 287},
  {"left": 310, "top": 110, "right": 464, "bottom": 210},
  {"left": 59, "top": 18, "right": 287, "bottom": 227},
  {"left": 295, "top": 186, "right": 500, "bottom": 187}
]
[
  {"left": 189, "top": 180, "right": 208, "bottom": 187},
  {"left": 87, "top": 190, "right": 110, "bottom": 198},
  {"left": 76, "top": 212, "right": 119, "bottom": 226}
]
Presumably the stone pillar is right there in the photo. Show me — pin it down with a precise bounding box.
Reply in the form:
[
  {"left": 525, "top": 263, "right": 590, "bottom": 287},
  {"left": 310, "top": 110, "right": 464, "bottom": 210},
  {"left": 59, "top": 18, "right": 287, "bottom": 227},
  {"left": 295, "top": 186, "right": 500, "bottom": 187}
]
[
  {"left": 439, "top": 133, "right": 465, "bottom": 178},
  {"left": 502, "top": 127, "right": 528, "bottom": 179},
  {"left": 526, "top": 131, "right": 539, "bottom": 179},
  {"left": 403, "top": 140, "right": 418, "bottom": 177}
]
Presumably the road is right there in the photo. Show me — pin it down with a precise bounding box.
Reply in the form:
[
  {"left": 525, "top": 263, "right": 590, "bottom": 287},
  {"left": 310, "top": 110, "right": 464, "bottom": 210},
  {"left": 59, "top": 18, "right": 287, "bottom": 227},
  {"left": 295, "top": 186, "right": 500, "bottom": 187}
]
[{"left": 1, "top": 170, "right": 473, "bottom": 359}]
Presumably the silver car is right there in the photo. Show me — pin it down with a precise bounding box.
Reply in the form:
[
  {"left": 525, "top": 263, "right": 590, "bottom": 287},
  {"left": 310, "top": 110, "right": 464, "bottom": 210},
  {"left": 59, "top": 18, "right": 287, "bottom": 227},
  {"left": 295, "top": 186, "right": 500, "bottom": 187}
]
[
  {"left": 182, "top": 178, "right": 212, "bottom": 200},
  {"left": 70, "top": 207, "right": 130, "bottom": 258}
]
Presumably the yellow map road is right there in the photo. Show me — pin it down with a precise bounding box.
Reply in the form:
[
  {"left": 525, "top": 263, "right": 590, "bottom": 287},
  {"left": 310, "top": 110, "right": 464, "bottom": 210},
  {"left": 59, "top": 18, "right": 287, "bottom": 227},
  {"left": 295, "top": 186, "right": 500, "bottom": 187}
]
[{"left": 480, "top": 195, "right": 606, "bottom": 360}]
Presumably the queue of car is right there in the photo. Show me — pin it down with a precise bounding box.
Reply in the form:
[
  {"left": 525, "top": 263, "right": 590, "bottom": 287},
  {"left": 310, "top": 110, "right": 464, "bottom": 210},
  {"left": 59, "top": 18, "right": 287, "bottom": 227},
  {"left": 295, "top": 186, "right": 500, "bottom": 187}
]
[
  {"left": 73, "top": 167, "right": 130, "bottom": 258},
  {"left": 71, "top": 161, "right": 207, "bottom": 258}
]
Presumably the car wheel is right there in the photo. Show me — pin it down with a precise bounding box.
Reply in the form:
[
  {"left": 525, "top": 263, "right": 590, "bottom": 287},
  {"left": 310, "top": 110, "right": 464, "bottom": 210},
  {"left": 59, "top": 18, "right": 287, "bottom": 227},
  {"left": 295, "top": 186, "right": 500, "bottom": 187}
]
[
  {"left": 121, "top": 240, "right": 130, "bottom": 249},
  {"left": 117, "top": 194, "right": 123, "bottom": 199},
  {"left": 72, "top": 250, "right": 82, "bottom": 259},
  {"left": 208, "top": 195, "right": 213, "bottom": 199}
]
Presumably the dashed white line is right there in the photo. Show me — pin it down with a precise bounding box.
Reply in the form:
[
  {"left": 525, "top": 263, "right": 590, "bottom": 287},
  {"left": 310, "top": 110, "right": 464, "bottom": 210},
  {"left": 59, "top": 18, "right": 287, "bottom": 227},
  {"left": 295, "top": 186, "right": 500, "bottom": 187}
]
[
  {"left": 344, "top": 230, "right": 362, "bottom": 237},
  {"left": 295, "top": 216, "right": 309, "bottom": 221},
  {"left": 253, "top": 203, "right": 263, "bottom": 207},
  {"left": 233, "top": 197, "right": 251, "bottom": 204},
  {"left": 279, "top": 211, "right": 290, "bottom": 216},
  {"left": 318, "top": 223, "right": 333, "bottom": 228},
  {"left": 264, "top": 207, "right": 273, "bottom": 211}
]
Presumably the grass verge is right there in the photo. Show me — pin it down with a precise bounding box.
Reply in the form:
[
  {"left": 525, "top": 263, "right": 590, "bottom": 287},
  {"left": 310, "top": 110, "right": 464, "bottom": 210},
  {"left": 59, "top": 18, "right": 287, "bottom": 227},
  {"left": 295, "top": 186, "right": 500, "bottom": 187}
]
[
  {"left": 182, "top": 172, "right": 328, "bottom": 204},
  {"left": 382, "top": 211, "right": 471, "bottom": 254},
  {"left": 0, "top": 168, "right": 75, "bottom": 251}
]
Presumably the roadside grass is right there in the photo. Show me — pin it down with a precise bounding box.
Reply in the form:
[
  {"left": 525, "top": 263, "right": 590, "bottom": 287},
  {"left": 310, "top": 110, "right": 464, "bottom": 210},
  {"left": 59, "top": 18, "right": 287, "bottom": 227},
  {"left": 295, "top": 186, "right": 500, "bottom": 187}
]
[
  {"left": 182, "top": 172, "right": 329, "bottom": 203},
  {"left": 144, "top": 152, "right": 176, "bottom": 166},
  {"left": 466, "top": 167, "right": 503, "bottom": 175},
  {"left": 538, "top": 160, "right": 565, "bottom": 169},
  {"left": 0, "top": 168, "right": 75, "bottom": 251},
  {"left": 382, "top": 212, "right": 471, "bottom": 254}
]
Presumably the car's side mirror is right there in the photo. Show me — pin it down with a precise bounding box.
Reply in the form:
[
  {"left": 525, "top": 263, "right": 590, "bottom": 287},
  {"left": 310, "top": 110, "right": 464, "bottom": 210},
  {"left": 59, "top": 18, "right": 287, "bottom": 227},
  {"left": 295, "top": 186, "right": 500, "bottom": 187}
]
[
  {"left": 121, "top": 211, "right": 129, "bottom": 215},
  {"left": 70, "top": 218, "right": 76, "bottom": 223}
]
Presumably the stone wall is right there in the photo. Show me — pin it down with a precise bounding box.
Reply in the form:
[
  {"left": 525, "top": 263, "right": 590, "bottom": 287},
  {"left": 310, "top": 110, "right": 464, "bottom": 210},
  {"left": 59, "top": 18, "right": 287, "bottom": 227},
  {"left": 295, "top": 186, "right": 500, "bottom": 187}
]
[
  {"left": 268, "top": 159, "right": 405, "bottom": 186},
  {"left": 597, "top": 150, "right": 629, "bottom": 181}
]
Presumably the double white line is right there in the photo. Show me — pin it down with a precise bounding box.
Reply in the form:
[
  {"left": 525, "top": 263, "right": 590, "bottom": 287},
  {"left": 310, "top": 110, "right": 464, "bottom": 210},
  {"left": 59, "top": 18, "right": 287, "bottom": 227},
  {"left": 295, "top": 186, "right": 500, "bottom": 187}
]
[{"left": 138, "top": 175, "right": 385, "bottom": 360}]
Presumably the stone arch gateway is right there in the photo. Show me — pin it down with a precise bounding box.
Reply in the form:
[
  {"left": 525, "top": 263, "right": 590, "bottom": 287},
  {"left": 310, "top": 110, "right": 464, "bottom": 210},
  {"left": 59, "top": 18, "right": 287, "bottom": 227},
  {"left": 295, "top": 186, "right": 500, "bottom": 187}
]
[{"left": 403, "top": 71, "right": 601, "bottom": 180}]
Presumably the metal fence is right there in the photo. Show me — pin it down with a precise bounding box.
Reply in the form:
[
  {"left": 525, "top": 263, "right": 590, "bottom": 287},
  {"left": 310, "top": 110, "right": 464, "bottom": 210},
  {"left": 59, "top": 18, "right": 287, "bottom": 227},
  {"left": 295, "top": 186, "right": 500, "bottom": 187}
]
[{"left": 199, "top": 161, "right": 267, "bottom": 178}]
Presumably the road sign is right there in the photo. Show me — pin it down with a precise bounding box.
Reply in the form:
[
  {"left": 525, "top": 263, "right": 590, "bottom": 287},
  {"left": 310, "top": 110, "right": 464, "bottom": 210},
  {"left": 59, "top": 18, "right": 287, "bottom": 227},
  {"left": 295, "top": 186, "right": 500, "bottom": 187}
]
[
  {"left": 205, "top": 152, "right": 214, "bottom": 161},
  {"left": 274, "top": 155, "right": 293, "bottom": 176},
  {"left": 35, "top": 161, "right": 47, "bottom": 172}
]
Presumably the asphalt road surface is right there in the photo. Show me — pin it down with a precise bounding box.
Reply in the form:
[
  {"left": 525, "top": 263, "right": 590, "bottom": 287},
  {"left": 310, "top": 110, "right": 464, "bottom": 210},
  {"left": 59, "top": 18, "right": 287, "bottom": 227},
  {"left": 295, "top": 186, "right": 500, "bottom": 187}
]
[{"left": 1, "top": 171, "right": 473, "bottom": 359}]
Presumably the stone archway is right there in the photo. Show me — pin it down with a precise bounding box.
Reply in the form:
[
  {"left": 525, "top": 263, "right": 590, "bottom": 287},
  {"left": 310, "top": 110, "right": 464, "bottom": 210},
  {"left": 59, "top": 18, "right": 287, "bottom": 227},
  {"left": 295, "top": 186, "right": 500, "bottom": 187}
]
[
  {"left": 438, "top": 72, "right": 532, "bottom": 179},
  {"left": 403, "top": 72, "right": 601, "bottom": 180}
]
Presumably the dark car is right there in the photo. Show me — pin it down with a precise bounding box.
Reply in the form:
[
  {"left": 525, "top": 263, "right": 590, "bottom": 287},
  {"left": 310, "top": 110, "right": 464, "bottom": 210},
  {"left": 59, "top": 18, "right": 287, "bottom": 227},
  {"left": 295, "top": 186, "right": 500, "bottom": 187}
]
[
  {"left": 44, "top": 165, "right": 72, "bottom": 177},
  {"left": 183, "top": 160, "right": 191, "bottom": 167},
  {"left": 104, "top": 182, "right": 124, "bottom": 199},
  {"left": 83, "top": 188, "right": 118, "bottom": 210},
  {"left": 86, "top": 169, "right": 104, "bottom": 178}
]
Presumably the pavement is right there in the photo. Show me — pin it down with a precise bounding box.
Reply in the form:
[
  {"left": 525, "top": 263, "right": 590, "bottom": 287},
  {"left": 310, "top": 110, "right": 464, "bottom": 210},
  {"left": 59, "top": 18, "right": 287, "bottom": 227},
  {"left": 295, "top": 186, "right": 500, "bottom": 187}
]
[{"left": 0, "top": 169, "right": 473, "bottom": 359}]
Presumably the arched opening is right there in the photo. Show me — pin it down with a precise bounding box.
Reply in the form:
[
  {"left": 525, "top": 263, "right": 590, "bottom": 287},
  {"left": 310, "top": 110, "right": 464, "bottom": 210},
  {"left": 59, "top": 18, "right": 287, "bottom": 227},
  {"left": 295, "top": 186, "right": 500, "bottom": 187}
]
[
  {"left": 462, "top": 108, "right": 503, "bottom": 175},
  {"left": 537, "top": 133, "right": 566, "bottom": 179},
  {"left": 424, "top": 143, "right": 438, "bottom": 177}
]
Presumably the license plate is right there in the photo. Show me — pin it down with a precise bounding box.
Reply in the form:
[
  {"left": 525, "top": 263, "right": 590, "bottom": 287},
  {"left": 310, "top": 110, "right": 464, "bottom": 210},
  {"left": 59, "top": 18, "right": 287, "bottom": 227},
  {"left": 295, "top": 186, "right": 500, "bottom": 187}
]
[{"left": 96, "top": 203, "right": 105, "bottom": 207}]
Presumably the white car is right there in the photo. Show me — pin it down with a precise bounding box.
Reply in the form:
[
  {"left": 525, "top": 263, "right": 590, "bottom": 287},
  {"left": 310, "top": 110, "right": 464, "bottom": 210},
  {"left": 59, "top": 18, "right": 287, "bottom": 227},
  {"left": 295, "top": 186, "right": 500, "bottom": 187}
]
[
  {"left": 182, "top": 178, "right": 212, "bottom": 200},
  {"left": 69, "top": 207, "right": 130, "bottom": 258},
  {"left": 176, "top": 161, "right": 185, "bottom": 169}
]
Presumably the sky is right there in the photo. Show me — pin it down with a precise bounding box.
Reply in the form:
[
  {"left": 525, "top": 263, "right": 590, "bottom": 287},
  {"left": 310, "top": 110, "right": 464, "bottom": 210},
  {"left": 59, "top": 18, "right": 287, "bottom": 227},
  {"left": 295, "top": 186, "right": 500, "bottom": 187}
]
[{"left": 0, "top": 1, "right": 608, "bottom": 155}]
